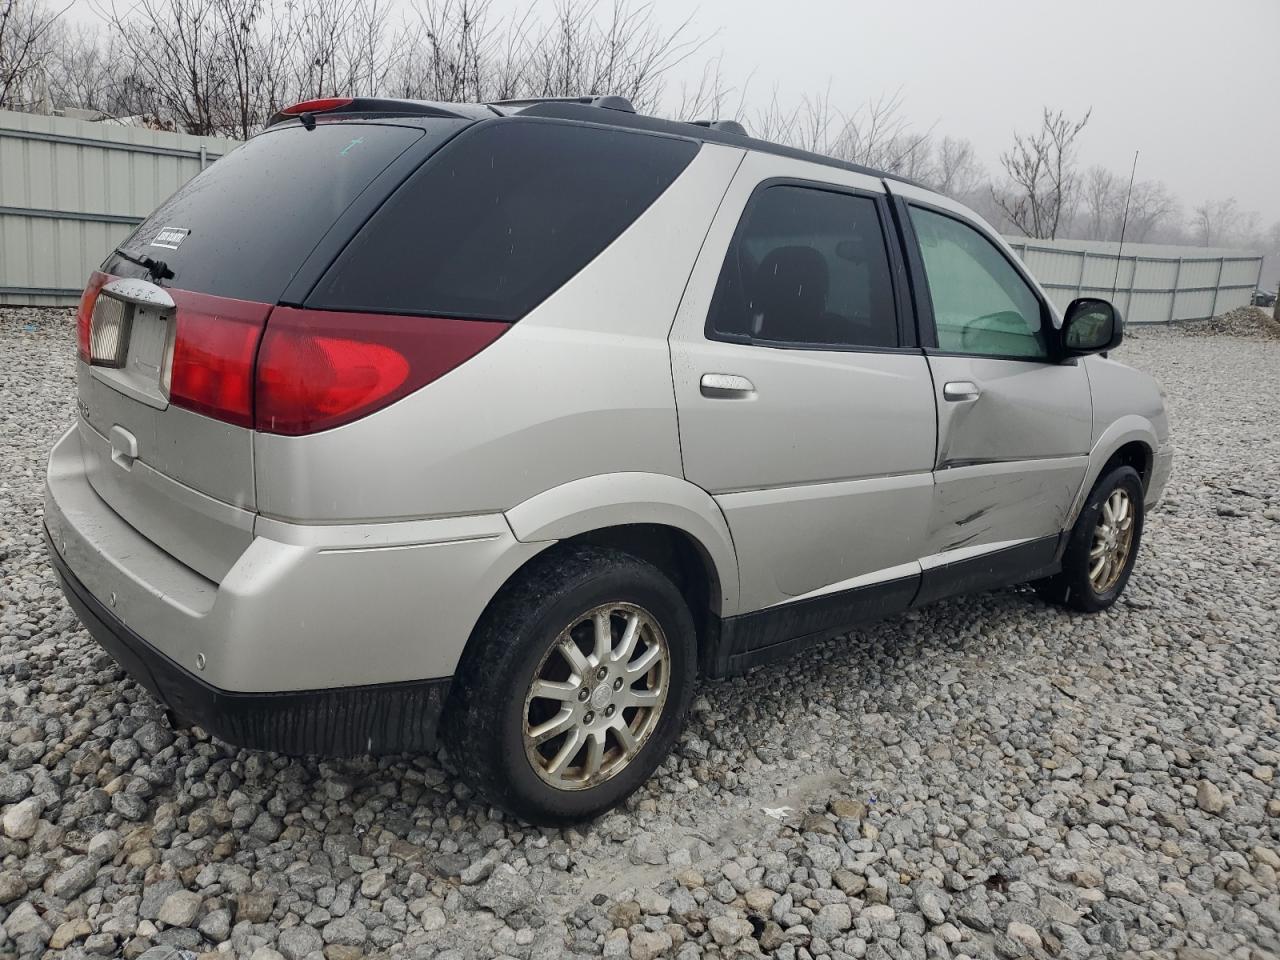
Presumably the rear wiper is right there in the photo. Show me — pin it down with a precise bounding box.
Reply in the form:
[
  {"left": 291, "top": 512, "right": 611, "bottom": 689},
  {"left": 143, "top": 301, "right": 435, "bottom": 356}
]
[{"left": 113, "top": 246, "right": 174, "bottom": 281}]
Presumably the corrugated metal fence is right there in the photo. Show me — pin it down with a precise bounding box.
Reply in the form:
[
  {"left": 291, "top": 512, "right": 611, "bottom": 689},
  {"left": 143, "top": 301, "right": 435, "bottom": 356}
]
[
  {"left": 1005, "top": 237, "right": 1264, "bottom": 324},
  {"left": 0, "top": 108, "right": 236, "bottom": 305}
]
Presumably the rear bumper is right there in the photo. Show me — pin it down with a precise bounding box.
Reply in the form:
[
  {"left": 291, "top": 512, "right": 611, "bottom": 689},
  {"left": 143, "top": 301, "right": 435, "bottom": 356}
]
[
  {"left": 44, "top": 423, "right": 548, "bottom": 754},
  {"left": 47, "top": 525, "right": 450, "bottom": 755}
]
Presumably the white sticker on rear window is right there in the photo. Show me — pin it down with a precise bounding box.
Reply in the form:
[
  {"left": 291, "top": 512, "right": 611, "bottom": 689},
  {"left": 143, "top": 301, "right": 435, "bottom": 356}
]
[{"left": 150, "top": 226, "right": 190, "bottom": 250}]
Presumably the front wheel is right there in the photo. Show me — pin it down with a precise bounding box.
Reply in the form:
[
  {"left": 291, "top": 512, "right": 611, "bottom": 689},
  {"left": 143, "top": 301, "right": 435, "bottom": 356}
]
[
  {"left": 1036, "top": 464, "right": 1145, "bottom": 613},
  {"left": 443, "top": 546, "right": 697, "bottom": 824}
]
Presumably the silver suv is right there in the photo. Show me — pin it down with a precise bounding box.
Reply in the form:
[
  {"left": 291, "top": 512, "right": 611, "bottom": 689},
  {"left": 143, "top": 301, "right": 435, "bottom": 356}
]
[{"left": 44, "top": 95, "right": 1172, "bottom": 823}]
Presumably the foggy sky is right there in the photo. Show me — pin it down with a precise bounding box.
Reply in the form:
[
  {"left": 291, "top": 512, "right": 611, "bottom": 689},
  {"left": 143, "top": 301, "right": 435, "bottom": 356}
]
[{"left": 652, "top": 0, "right": 1279, "bottom": 229}]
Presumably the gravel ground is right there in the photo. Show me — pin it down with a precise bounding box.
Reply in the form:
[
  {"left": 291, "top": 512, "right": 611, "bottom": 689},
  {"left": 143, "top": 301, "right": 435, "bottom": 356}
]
[
  {"left": 1, "top": 308, "right": 1278, "bottom": 960},
  {"left": 1177, "top": 306, "right": 1280, "bottom": 340}
]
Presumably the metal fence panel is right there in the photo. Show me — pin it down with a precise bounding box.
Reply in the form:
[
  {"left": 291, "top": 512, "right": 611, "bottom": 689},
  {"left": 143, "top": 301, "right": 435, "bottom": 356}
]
[
  {"left": 1221, "top": 258, "right": 1263, "bottom": 286},
  {"left": 1007, "top": 237, "right": 1263, "bottom": 324},
  {"left": 0, "top": 109, "right": 236, "bottom": 305}
]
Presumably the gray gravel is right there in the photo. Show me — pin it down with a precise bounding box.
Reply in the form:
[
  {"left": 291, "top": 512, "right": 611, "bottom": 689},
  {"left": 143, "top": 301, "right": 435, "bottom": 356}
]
[{"left": 1, "top": 307, "right": 1278, "bottom": 960}]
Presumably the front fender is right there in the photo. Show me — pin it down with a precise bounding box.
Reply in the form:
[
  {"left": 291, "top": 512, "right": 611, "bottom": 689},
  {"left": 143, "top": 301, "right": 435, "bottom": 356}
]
[
  {"left": 504, "top": 472, "right": 741, "bottom": 615},
  {"left": 1066, "top": 415, "right": 1162, "bottom": 527}
]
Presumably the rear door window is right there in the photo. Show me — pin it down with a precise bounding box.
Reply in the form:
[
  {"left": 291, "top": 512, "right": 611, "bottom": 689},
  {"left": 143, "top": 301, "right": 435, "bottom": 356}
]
[
  {"left": 707, "top": 184, "right": 899, "bottom": 349},
  {"left": 117, "top": 122, "right": 430, "bottom": 303},
  {"left": 307, "top": 119, "right": 699, "bottom": 321}
]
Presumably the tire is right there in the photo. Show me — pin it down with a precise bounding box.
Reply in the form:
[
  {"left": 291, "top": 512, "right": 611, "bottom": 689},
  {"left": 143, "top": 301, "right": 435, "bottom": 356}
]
[
  {"left": 1035, "top": 464, "right": 1145, "bottom": 613},
  {"left": 442, "top": 545, "right": 697, "bottom": 825}
]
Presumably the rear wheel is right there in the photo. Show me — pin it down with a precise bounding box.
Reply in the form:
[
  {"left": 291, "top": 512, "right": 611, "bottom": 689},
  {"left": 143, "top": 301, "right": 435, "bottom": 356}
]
[
  {"left": 443, "top": 546, "right": 696, "bottom": 824},
  {"left": 1036, "top": 464, "right": 1145, "bottom": 612}
]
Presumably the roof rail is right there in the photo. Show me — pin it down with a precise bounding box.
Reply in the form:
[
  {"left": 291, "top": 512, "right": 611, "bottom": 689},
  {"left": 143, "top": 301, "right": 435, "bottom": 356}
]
[
  {"left": 690, "top": 118, "right": 748, "bottom": 137},
  {"left": 490, "top": 95, "right": 636, "bottom": 114}
]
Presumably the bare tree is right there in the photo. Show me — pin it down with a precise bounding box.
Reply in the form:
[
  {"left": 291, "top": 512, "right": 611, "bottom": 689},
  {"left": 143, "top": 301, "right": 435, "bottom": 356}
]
[
  {"left": 1192, "top": 198, "right": 1242, "bottom": 247},
  {"left": 751, "top": 86, "right": 932, "bottom": 174},
  {"left": 671, "top": 53, "right": 745, "bottom": 122},
  {"left": 1080, "top": 165, "right": 1119, "bottom": 239},
  {"left": 747, "top": 86, "right": 801, "bottom": 144},
  {"left": 1, "top": 0, "right": 65, "bottom": 108},
  {"left": 520, "top": 0, "right": 705, "bottom": 113},
  {"left": 290, "top": 0, "right": 381, "bottom": 101},
  {"left": 389, "top": 0, "right": 704, "bottom": 114},
  {"left": 51, "top": 0, "right": 708, "bottom": 136},
  {"left": 393, "top": 0, "right": 518, "bottom": 102},
  {"left": 105, "top": 0, "right": 228, "bottom": 132},
  {"left": 1123, "top": 180, "right": 1179, "bottom": 242},
  {"left": 883, "top": 131, "right": 932, "bottom": 181},
  {"left": 40, "top": 21, "right": 119, "bottom": 112},
  {"left": 993, "top": 107, "right": 1091, "bottom": 240},
  {"left": 211, "top": 0, "right": 269, "bottom": 138},
  {"left": 1075, "top": 165, "right": 1180, "bottom": 243},
  {"left": 928, "top": 135, "right": 983, "bottom": 200}
]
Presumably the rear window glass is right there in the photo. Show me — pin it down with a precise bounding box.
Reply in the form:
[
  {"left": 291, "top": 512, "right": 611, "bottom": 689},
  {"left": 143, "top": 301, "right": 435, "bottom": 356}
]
[
  {"left": 115, "top": 123, "right": 426, "bottom": 303},
  {"left": 308, "top": 119, "right": 699, "bottom": 321}
]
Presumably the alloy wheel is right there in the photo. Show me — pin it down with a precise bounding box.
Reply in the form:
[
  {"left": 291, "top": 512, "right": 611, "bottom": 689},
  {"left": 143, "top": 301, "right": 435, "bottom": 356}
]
[
  {"left": 522, "top": 602, "right": 670, "bottom": 790},
  {"left": 1089, "top": 487, "right": 1135, "bottom": 592}
]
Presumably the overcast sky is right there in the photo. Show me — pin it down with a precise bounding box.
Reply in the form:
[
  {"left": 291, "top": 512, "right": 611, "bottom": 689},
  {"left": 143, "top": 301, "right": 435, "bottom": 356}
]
[
  {"left": 67, "top": 0, "right": 1279, "bottom": 227},
  {"left": 648, "top": 0, "right": 1279, "bottom": 228}
]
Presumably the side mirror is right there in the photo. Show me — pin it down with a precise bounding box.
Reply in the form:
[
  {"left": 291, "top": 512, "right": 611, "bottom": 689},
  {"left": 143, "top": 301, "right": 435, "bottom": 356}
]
[{"left": 1062, "top": 297, "right": 1123, "bottom": 356}]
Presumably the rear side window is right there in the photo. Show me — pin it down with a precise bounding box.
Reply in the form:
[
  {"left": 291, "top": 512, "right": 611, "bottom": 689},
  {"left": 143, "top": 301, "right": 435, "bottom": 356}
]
[
  {"left": 707, "top": 184, "right": 898, "bottom": 349},
  {"left": 117, "top": 123, "right": 428, "bottom": 303},
  {"left": 309, "top": 120, "right": 699, "bottom": 321}
]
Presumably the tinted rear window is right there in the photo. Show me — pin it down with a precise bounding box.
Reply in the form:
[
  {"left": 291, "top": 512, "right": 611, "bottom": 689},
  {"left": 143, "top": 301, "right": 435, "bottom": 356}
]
[
  {"left": 708, "top": 185, "right": 899, "bottom": 349},
  {"left": 115, "top": 123, "right": 427, "bottom": 303},
  {"left": 307, "top": 119, "right": 699, "bottom": 321}
]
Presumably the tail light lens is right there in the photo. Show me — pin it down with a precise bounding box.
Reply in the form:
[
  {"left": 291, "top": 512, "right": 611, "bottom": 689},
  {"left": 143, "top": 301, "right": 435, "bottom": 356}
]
[
  {"left": 89, "top": 295, "right": 130, "bottom": 367},
  {"left": 255, "top": 308, "right": 508, "bottom": 435},
  {"left": 75, "top": 276, "right": 506, "bottom": 435},
  {"left": 75, "top": 272, "right": 110, "bottom": 362},
  {"left": 167, "top": 292, "right": 272, "bottom": 427}
]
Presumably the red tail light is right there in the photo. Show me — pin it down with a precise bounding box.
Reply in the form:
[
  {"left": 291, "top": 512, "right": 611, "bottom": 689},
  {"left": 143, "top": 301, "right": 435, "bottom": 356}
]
[
  {"left": 75, "top": 278, "right": 505, "bottom": 434},
  {"left": 75, "top": 272, "right": 110, "bottom": 362},
  {"left": 167, "top": 292, "right": 272, "bottom": 427},
  {"left": 281, "top": 97, "right": 354, "bottom": 115},
  {"left": 255, "top": 308, "right": 508, "bottom": 435}
]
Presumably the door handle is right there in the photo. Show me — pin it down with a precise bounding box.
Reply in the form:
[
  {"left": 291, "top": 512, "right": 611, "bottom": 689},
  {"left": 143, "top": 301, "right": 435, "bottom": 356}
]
[
  {"left": 943, "top": 380, "right": 981, "bottom": 402},
  {"left": 700, "top": 373, "right": 756, "bottom": 399}
]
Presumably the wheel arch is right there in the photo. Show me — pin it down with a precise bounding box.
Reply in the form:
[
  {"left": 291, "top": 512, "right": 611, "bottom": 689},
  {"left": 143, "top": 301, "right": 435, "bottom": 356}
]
[
  {"left": 503, "top": 472, "right": 741, "bottom": 618},
  {"left": 1066, "top": 416, "right": 1159, "bottom": 527}
]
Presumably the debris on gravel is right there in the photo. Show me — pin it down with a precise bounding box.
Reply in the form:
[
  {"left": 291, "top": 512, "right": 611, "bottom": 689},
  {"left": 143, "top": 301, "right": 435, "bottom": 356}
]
[
  {"left": 1, "top": 308, "right": 1278, "bottom": 959},
  {"left": 1178, "top": 304, "right": 1280, "bottom": 339}
]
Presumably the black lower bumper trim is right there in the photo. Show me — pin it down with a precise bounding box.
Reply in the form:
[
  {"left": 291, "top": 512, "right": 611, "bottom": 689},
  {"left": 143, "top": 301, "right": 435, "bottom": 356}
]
[{"left": 46, "top": 526, "right": 450, "bottom": 757}]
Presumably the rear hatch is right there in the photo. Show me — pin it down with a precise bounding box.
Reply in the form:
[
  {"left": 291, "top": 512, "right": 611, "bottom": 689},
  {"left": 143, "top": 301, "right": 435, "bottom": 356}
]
[{"left": 76, "top": 119, "right": 447, "bottom": 581}]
